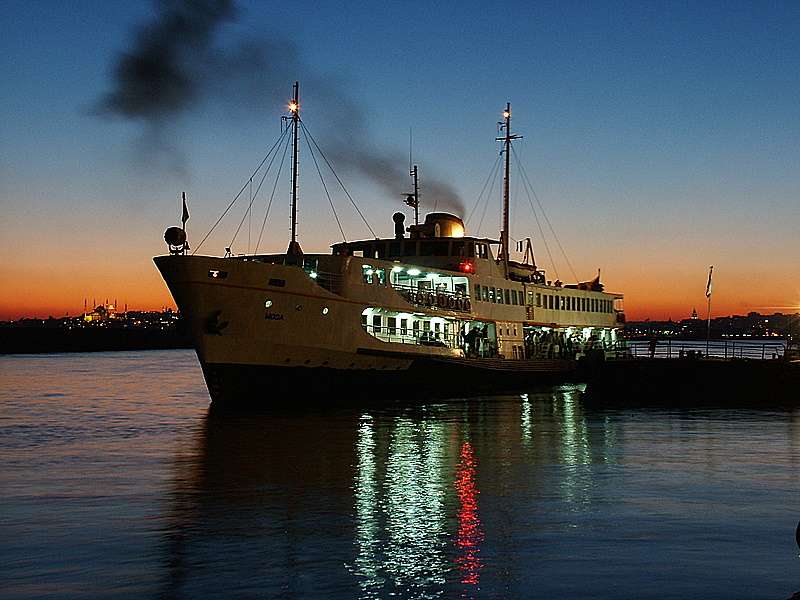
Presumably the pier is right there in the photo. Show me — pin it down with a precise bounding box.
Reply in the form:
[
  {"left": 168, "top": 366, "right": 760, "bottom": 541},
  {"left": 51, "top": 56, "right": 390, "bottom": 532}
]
[{"left": 581, "top": 339, "right": 799, "bottom": 404}]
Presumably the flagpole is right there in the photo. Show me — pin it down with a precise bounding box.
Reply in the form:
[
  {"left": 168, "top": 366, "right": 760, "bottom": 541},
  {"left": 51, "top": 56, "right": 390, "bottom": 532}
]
[{"left": 705, "top": 265, "right": 713, "bottom": 357}]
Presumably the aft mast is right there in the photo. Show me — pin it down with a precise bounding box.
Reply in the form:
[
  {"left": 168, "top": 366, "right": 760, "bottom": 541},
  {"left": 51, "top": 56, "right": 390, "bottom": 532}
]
[
  {"left": 497, "top": 102, "right": 520, "bottom": 278},
  {"left": 287, "top": 81, "right": 302, "bottom": 258}
]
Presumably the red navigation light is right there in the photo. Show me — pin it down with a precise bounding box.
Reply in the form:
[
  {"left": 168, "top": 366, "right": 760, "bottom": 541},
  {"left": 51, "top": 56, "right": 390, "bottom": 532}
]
[{"left": 459, "top": 261, "right": 474, "bottom": 273}]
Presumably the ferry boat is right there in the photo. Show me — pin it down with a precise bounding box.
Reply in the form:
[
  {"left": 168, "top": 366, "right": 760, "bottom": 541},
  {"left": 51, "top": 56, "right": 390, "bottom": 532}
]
[{"left": 155, "top": 84, "right": 625, "bottom": 404}]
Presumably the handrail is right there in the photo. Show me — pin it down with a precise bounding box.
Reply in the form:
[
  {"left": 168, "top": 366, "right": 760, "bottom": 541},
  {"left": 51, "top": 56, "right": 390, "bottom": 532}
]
[{"left": 622, "top": 339, "right": 786, "bottom": 360}]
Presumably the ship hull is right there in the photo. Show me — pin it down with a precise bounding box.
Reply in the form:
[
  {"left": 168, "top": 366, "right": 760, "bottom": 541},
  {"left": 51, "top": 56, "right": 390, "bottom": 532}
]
[
  {"left": 153, "top": 254, "right": 600, "bottom": 407},
  {"left": 200, "top": 357, "right": 578, "bottom": 407}
]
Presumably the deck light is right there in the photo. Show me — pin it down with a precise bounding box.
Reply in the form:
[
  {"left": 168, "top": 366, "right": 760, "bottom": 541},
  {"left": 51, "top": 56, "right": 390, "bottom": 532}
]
[
  {"left": 392, "top": 265, "right": 404, "bottom": 273},
  {"left": 309, "top": 271, "right": 318, "bottom": 279},
  {"left": 407, "top": 268, "right": 421, "bottom": 276}
]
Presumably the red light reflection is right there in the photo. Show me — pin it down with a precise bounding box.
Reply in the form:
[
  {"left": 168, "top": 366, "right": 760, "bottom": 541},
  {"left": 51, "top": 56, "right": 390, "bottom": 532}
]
[{"left": 455, "top": 441, "right": 483, "bottom": 588}]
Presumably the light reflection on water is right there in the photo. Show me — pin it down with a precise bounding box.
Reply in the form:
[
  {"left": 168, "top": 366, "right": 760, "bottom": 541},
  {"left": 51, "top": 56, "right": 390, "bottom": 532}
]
[{"left": 2, "top": 350, "right": 800, "bottom": 599}]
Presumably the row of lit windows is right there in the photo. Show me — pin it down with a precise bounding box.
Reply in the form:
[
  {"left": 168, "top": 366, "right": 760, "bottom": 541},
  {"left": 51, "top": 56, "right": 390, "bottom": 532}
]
[
  {"left": 473, "top": 283, "right": 613, "bottom": 313},
  {"left": 473, "top": 284, "right": 524, "bottom": 306}
]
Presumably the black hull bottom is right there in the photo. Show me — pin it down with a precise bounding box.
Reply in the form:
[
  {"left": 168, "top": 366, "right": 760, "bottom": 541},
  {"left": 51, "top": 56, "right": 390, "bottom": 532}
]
[{"left": 200, "top": 359, "right": 579, "bottom": 407}]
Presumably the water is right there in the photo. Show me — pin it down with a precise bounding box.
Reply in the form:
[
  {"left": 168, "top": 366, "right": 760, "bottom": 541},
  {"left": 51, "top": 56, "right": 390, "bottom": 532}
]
[{"left": 2, "top": 350, "right": 799, "bottom": 599}]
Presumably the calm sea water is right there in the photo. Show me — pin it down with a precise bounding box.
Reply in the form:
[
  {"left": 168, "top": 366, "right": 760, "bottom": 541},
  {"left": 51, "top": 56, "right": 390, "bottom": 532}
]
[{"left": 1, "top": 350, "right": 800, "bottom": 599}]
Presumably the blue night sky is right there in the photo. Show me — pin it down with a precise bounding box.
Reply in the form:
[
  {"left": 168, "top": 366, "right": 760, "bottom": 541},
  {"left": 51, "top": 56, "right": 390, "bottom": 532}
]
[{"left": 1, "top": 0, "right": 798, "bottom": 319}]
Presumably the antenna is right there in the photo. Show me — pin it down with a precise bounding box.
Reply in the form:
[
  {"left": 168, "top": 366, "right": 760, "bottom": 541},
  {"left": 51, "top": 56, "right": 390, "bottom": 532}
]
[{"left": 409, "top": 127, "right": 413, "bottom": 174}]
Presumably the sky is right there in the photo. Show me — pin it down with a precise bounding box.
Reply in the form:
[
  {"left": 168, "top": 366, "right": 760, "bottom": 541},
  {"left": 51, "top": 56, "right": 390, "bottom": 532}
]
[{"left": 1, "top": 0, "right": 798, "bottom": 320}]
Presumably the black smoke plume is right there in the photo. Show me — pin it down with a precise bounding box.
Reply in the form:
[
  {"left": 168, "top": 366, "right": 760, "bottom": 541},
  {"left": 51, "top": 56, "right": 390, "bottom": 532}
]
[{"left": 95, "top": 0, "right": 464, "bottom": 215}]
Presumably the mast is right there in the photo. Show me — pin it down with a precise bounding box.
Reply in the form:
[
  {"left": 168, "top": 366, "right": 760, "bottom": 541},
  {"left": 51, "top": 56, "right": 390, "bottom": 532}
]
[
  {"left": 412, "top": 164, "right": 419, "bottom": 226},
  {"left": 287, "top": 81, "right": 302, "bottom": 257},
  {"left": 497, "top": 102, "right": 520, "bottom": 277}
]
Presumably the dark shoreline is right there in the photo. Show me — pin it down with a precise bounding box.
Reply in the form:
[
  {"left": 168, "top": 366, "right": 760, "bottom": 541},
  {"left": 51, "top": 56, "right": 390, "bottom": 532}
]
[{"left": 0, "top": 328, "right": 192, "bottom": 355}]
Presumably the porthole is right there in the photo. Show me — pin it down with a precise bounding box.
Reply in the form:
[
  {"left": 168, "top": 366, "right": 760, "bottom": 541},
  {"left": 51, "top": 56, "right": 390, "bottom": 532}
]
[
  {"left": 265, "top": 300, "right": 273, "bottom": 308},
  {"left": 322, "top": 307, "right": 329, "bottom": 315}
]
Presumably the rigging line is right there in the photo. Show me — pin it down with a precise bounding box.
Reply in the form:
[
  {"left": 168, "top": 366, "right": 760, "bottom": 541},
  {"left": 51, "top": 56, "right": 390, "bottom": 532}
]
[
  {"left": 247, "top": 135, "right": 289, "bottom": 254},
  {"left": 512, "top": 145, "right": 578, "bottom": 282},
  {"left": 301, "top": 125, "right": 347, "bottom": 242},
  {"left": 476, "top": 154, "right": 501, "bottom": 236},
  {"left": 194, "top": 125, "right": 290, "bottom": 254},
  {"left": 230, "top": 128, "right": 291, "bottom": 251},
  {"left": 465, "top": 153, "right": 502, "bottom": 227},
  {"left": 254, "top": 130, "right": 293, "bottom": 255},
  {"left": 511, "top": 149, "right": 559, "bottom": 281},
  {"left": 299, "top": 120, "right": 377, "bottom": 239}
]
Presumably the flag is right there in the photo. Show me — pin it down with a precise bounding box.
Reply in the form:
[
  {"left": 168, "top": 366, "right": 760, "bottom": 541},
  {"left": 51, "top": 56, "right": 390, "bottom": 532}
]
[
  {"left": 705, "top": 265, "right": 713, "bottom": 298},
  {"left": 181, "top": 192, "right": 190, "bottom": 229}
]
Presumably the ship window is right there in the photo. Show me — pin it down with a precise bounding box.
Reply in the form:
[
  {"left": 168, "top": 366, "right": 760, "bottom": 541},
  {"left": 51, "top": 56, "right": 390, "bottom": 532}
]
[
  {"left": 475, "top": 243, "right": 489, "bottom": 259},
  {"left": 387, "top": 317, "right": 397, "bottom": 335},
  {"left": 510, "top": 290, "right": 517, "bottom": 305},
  {"left": 375, "top": 268, "right": 386, "bottom": 285},
  {"left": 361, "top": 314, "right": 367, "bottom": 327},
  {"left": 475, "top": 284, "right": 481, "bottom": 300},
  {"left": 268, "top": 278, "right": 285, "bottom": 287},
  {"left": 208, "top": 270, "right": 228, "bottom": 279},
  {"left": 536, "top": 293, "right": 541, "bottom": 307},
  {"left": 400, "top": 318, "right": 408, "bottom": 335},
  {"left": 482, "top": 286, "right": 488, "bottom": 301},
  {"left": 413, "top": 320, "right": 420, "bottom": 337},
  {"left": 372, "top": 315, "right": 382, "bottom": 333},
  {"left": 497, "top": 288, "right": 504, "bottom": 304},
  {"left": 488, "top": 287, "right": 495, "bottom": 302},
  {"left": 362, "top": 265, "right": 374, "bottom": 284}
]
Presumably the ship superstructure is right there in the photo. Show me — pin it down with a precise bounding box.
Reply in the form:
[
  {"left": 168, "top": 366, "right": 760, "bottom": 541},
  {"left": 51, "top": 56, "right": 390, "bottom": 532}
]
[{"left": 155, "top": 84, "right": 624, "bottom": 403}]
